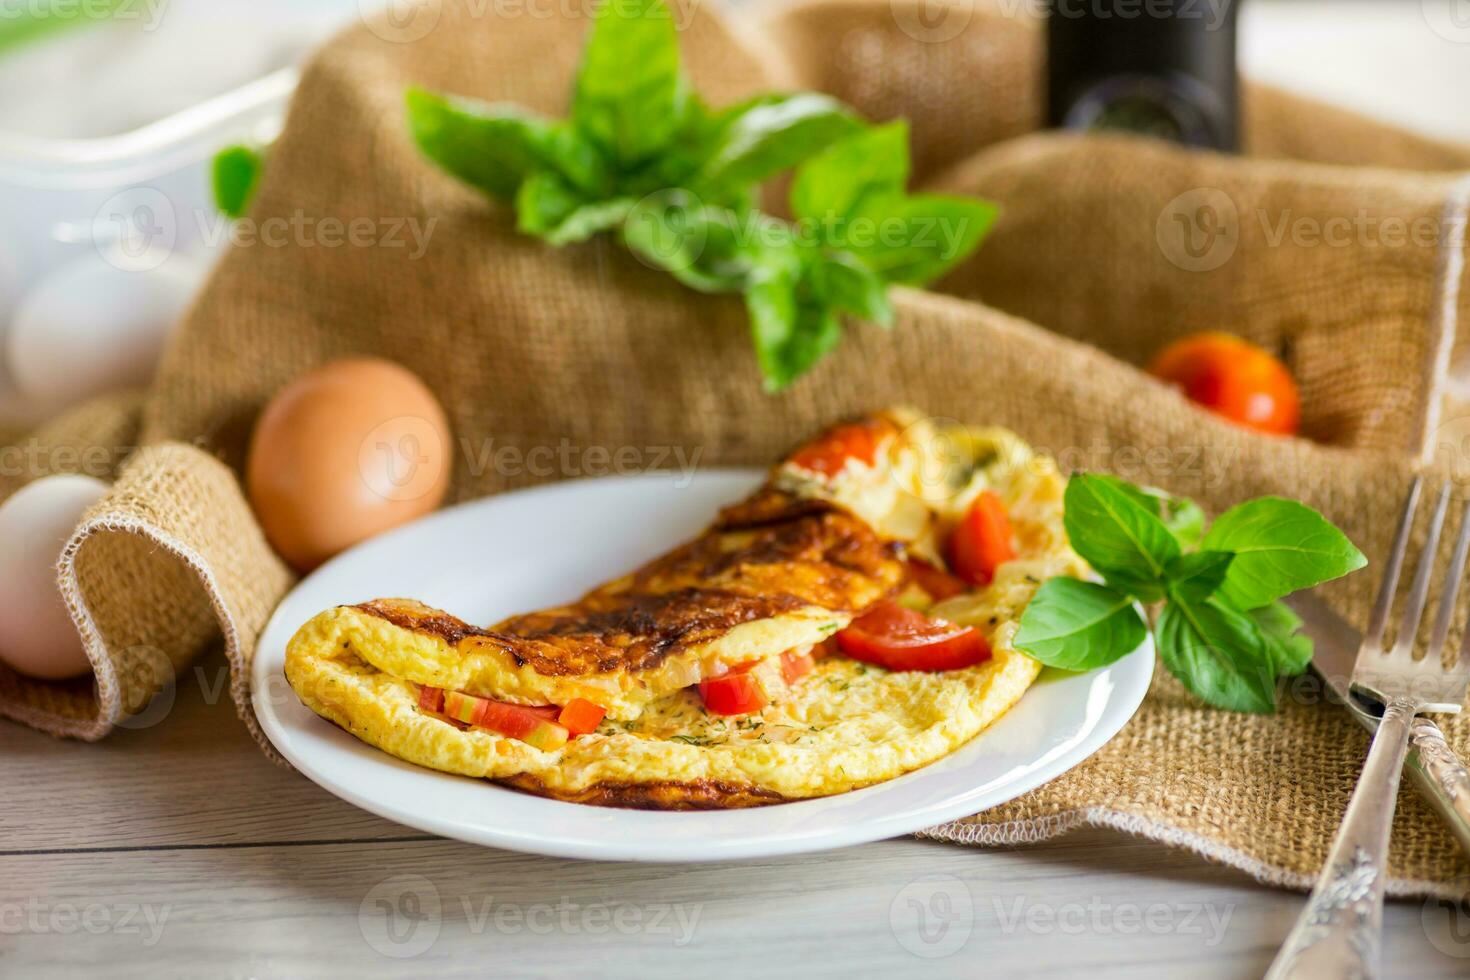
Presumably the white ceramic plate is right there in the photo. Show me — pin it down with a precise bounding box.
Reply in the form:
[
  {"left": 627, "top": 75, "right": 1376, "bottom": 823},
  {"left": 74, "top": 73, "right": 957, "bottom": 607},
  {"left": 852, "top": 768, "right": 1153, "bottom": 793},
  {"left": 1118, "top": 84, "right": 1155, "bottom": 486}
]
[{"left": 253, "top": 470, "right": 1153, "bottom": 862}]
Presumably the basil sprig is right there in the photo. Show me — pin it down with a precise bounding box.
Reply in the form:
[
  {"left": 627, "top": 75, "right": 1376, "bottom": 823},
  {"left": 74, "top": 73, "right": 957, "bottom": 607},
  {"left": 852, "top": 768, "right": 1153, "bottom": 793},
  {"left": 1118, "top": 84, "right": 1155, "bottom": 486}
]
[
  {"left": 1014, "top": 474, "right": 1366, "bottom": 713},
  {"left": 404, "top": 0, "right": 997, "bottom": 390}
]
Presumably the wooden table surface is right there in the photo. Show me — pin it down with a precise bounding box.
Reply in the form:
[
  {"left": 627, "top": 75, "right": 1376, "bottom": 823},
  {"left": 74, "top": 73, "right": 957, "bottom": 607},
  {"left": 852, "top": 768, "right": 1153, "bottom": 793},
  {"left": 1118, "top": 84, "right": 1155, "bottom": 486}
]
[{"left": 3, "top": 651, "right": 1468, "bottom": 979}]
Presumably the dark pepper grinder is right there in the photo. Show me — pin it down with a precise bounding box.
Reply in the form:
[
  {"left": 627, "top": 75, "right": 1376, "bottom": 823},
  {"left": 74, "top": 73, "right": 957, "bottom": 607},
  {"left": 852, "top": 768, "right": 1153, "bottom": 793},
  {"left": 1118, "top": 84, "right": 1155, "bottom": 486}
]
[{"left": 1045, "top": 0, "right": 1242, "bottom": 152}]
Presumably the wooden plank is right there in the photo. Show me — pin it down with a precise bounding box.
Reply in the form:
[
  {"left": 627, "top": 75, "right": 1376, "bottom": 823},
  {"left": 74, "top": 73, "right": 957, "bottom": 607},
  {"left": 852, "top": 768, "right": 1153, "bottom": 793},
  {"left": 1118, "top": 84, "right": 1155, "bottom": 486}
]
[
  {"left": 0, "top": 651, "right": 412, "bottom": 850},
  {"left": 1, "top": 832, "right": 1465, "bottom": 978}
]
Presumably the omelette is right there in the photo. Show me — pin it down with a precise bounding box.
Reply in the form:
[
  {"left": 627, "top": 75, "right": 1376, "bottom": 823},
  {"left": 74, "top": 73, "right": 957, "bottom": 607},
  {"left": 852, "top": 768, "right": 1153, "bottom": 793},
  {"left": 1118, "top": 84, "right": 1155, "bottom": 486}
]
[{"left": 284, "top": 408, "right": 1088, "bottom": 808}]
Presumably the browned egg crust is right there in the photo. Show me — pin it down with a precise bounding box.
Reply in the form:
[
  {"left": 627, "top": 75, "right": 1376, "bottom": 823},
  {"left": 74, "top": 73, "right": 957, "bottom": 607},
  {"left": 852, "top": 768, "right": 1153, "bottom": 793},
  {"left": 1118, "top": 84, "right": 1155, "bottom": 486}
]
[{"left": 353, "top": 488, "right": 904, "bottom": 680}]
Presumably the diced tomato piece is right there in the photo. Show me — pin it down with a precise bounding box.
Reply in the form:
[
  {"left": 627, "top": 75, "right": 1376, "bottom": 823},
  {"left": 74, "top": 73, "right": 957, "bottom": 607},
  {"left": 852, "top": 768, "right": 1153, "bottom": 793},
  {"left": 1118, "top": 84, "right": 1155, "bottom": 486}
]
[
  {"left": 836, "top": 601, "right": 991, "bottom": 672},
  {"left": 907, "top": 559, "right": 969, "bottom": 600},
  {"left": 788, "top": 419, "right": 890, "bottom": 478},
  {"left": 699, "top": 669, "right": 769, "bottom": 716},
  {"left": 417, "top": 685, "right": 445, "bottom": 714},
  {"left": 558, "top": 698, "right": 608, "bottom": 736},
  {"left": 947, "top": 490, "right": 1017, "bottom": 587},
  {"left": 443, "top": 689, "right": 481, "bottom": 724},
  {"left": 522, "top": 720, "right": 570, "bottom": 752},
  {"left": 780, "top": 650, "right": 815, "bottom": 684}
]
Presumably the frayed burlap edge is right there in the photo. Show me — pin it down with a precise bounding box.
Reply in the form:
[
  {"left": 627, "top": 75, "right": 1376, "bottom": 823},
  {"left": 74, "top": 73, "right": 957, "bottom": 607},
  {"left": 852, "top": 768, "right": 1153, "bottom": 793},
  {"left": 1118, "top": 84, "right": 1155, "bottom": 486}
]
[
  {"left": 54, "top": 512, "right": 284, "bottom": 762},
  {"left": 1430, "top": 174, "right": 1470, "bottom": 435}
]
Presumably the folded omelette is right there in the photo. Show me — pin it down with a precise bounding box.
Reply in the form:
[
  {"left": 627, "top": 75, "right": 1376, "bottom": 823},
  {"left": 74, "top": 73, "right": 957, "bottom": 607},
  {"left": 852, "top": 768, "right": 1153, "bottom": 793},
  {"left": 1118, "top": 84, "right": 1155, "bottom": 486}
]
[{"left": 285, "top": 408, "right": 1086, "bottom": 808}]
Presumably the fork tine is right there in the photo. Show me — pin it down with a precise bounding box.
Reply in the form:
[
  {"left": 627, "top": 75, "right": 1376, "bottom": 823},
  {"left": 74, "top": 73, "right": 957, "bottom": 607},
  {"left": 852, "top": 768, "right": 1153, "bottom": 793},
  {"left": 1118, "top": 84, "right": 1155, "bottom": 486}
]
[
  {"left": 1392, "top": 480, "right": 1451, "bottom": 655},
  {"left": 1428, "top": 493, "right": 1470, "bottom": 664},
  {"left": 1365, "top": 475, "right": 1422, "bottom": 651}
]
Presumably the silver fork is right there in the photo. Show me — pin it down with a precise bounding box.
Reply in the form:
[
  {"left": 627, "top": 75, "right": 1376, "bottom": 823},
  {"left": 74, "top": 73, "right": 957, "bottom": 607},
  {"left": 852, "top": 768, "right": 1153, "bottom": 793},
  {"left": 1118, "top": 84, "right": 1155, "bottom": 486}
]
[{"left": 1266, "top": 478, "right": 1470, "bottom": 979}]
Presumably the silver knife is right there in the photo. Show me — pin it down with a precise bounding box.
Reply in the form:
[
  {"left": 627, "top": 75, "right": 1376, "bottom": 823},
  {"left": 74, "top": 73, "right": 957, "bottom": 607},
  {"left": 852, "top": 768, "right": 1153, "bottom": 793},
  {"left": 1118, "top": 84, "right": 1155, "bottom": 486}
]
[{"left": 1290, "top": 592, "right": 1470, "bottom": 857}]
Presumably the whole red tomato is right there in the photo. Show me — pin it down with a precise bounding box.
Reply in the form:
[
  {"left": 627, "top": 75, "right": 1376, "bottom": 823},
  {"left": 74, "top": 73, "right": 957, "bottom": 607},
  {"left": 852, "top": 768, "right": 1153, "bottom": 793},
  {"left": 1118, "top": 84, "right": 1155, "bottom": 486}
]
[{"left": 1148, "top": 332, "right": 1300, "bottom": 436}]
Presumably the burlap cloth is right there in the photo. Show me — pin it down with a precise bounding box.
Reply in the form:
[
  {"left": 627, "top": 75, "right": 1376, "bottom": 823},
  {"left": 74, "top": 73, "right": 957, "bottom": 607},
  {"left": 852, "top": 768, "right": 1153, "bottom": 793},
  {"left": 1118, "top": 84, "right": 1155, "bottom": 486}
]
[{"left": 5, "top": 0, "right": 1470, "bottom": 894}]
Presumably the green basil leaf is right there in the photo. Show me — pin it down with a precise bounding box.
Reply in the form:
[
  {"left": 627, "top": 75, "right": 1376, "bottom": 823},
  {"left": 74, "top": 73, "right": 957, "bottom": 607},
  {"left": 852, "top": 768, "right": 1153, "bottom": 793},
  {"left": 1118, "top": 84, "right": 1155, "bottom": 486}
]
[
  {"left": 211, "top": 144, "right": 263, "bottom": 219},
  {"left": 1164, "top": 551, "right": 1233, "bottom": 604},
  {"left": 1201, "top": 497, "right": 1368, "bottom": 609},
  {"left": 545, "top": 198, "right": 636, "bottom": 246},
  {"left": 1249, "top": 600, "right": 1314, "bottom": 677},
  {"left": 571, "top": 0, "right": 686, "bottom": 169},
  {"left": 1064, "top": 473, "right": 1181, "bottom": 602},
  {"left": 846, "top": 192, "right": 999, "bottom": 286},
  {"left": 811, "top": 251, "right": 893, "bottom": 326},
  {"left": 1092, "top": 480, "right": 1205, "bottom": 549},
  {"left": 406, "top": 89, "right": 570, "bottom": 200},
  {"left": 1013, "top": 578, "right": 1147, "bottom": 671},
  {"left": 696, "top": 93, "right": 862, "bottom": 195},
  {"left": 623, "top": 94, "right": 725, "bottom": 193},
  {"left": 789, "top": 121, "right": 909, "bottom": 224},
  {"left": 621, "top": 194, "right": 756, "bottom": 293},
  {"left": 515, "top": 172, "right": 580, "bottom": 236},
  {"left": 745, "top": 261, "right": 842, "bottom": 391},
  {"left": 1162, "top": 496, "right": 1207, "bottom": 549},
  {"left": 1157, "top": 597, "right": 1277, "bottom": 713},
  {"left": 515, "top": 173, "right": 630, "bottom": 244}
]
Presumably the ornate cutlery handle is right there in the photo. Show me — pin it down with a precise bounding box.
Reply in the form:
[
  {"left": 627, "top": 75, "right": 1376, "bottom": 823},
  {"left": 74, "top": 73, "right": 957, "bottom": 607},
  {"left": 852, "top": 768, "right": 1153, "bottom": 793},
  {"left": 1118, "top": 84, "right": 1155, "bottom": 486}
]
[
  {"left": 1265, "top": 697, "right": 1416, "bottom": 980},
  {"left": 1411, "top": 719, "right": 1470, "bottom": 840}
]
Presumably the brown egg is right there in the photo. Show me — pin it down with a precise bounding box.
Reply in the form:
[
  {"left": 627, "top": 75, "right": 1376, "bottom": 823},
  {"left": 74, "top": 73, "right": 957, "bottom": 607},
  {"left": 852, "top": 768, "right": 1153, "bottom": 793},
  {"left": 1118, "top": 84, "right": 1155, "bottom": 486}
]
[{"left": 247, "top": 358, "right": 451, "bottom": 572}]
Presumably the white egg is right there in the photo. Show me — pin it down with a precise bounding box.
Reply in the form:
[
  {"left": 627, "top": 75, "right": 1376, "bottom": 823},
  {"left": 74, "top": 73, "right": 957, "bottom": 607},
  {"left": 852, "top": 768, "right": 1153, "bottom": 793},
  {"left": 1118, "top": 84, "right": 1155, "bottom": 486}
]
[
  {"left": 6, "top": 252, "right": 205, "bottom": 412},
  {"left": 0, "top": 474, "right": 109, "bottom": 680}
]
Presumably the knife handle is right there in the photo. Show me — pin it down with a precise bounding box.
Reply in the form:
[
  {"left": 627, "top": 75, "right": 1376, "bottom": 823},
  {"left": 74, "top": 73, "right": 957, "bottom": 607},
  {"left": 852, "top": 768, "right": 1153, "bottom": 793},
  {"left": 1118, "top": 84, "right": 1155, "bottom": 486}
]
[{"left": 1409, "top": 718, "right": 1470, "bottom": 851}]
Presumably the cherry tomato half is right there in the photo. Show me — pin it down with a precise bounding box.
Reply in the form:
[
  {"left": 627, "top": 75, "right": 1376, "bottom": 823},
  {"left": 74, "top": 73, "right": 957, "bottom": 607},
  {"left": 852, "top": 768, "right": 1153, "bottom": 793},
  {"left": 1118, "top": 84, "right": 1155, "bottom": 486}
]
[
  {"left": 947, "top": 491, "right": 1017, "bottom": 587},
  {"left": 788, "top": 419, "right": 890, "bottom": 478},
  {"left": 1148, "top": 332, "right": 1300, "bottom": 436},
  {"left": 836, "top": 601, "right": 991, "bottom": 672}
]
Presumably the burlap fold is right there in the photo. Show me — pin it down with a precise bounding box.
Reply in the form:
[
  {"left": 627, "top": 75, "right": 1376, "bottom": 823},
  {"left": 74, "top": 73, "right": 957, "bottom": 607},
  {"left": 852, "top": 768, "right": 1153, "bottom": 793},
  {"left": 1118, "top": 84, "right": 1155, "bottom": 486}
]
[{"left": 4, "top": 0, "right": 1470, "bottom": 893}]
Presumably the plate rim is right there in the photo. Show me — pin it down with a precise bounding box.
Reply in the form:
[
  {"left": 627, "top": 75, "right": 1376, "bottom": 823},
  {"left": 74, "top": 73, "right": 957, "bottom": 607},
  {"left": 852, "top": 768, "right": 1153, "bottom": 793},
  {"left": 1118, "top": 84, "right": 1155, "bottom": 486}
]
[{"left": 252, "top": 468, "right": 1154, "bottom": 862}]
